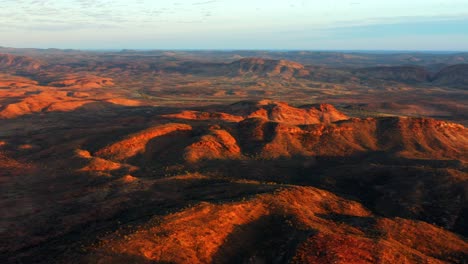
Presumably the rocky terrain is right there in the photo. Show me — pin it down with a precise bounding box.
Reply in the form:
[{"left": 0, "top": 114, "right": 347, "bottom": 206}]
[{"left": 0, "top": 49, "right": 467, "bottom": 263}]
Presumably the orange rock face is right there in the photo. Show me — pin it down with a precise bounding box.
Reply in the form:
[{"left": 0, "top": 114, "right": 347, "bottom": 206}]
[
  {"left": 119, "top": 174, "right": 138, "bottom": 183},
  {"left": 163, "top": 110, "right": 243, "bottom": 122},
  {"left": 89, "top": 187, "right": 468, "bottom": 264},
  {"left": 1, "top": 49, "right": 467, "bottom": 263},
  {"left": 84, "top": 101, "right": 467, "bottom": 163},
  {"left": 184, "top": 129, "right": 241, "bottom": 163},
  {"left": 96, "top": 123, "right": 193, "bottom": 161},
  {"left": 2, "top": 98, "right": 467, "bottom": 263},
  {"left": 229, "top": 100, "right": 349, "bottom": 124}
]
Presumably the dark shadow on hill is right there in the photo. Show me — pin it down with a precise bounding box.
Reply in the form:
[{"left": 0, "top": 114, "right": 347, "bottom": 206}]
[
  {"left": 81, "top": 253, "right": 170, "bottom": 264},
  {"left": 190, "top": 153, "right": 467, "bottom": 237},
  {"left": 212, "top": 214, "right": 314, "bottom": 264},
  {"left": 316, "top": 213, "right": 382, "bottom": 237},
  {"left": 133, "top": 129, "right": 196, "bottom": 167},
  {"left": 1, "top": 101, "right": 238, "bottom": 160},
  {"left": 2, "top": 175, "right": 281, "bottom": 264}
]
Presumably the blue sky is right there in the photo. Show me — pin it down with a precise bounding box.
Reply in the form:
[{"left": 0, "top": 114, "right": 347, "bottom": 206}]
[{"left": 0, "top": 0, "right": 467, "bottom": 50}]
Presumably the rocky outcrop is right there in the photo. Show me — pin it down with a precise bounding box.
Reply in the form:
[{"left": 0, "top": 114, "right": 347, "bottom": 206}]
[
  {"left": 184, "top": 128, "right": 241, "bottom": 163},
  {"left": 228, "top": 100, "right": 349, "bottom": 125},
  {"left": 95, "top": 123, "right": 193, "bottom": 161}
]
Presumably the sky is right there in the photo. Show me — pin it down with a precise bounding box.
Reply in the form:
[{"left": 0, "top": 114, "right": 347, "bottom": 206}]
[{"left": 0, "top": 0, "right": 467, "bottom": 50}]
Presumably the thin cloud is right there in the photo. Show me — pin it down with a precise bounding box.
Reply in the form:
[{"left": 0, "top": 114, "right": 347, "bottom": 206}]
[{"left": 193, "top": 0, "right": 218, "bottom": 5}]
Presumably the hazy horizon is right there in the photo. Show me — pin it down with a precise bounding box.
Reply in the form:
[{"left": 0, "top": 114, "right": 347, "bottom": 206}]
[
  {"left": 2, "top": 47, "right": 468, "bottom": 54},
  {"left": 1, "top": 0, "right": 467, "bottom": 50}
]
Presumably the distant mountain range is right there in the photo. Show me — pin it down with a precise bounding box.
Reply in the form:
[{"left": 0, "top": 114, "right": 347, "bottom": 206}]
[{"left": 3, "top": 52, "right": 466, "bottom": 88}]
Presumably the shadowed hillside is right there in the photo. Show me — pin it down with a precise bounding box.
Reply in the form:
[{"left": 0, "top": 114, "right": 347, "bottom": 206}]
[
  {"left": 0, "top": 49, "right": 467, "bottom": 263},
  {"left": 1, "top": 99, "right": 467, "bottom": 263},
  {"left": 432, "top": 64, "right": 468, "bottom": 88}
]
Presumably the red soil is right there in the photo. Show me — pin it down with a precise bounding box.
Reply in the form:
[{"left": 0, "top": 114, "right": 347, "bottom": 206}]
[
  {"left": 96, "top": 123, "right": 193, "bottom": 161},
  {"left": 90, "top": 187, "right": 468, "bottom": 263}
]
